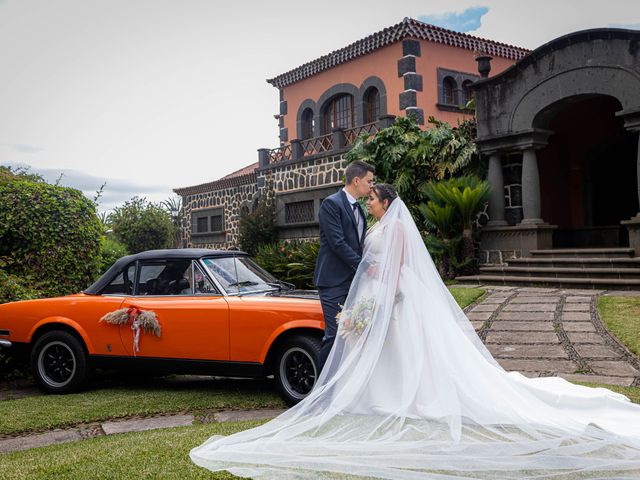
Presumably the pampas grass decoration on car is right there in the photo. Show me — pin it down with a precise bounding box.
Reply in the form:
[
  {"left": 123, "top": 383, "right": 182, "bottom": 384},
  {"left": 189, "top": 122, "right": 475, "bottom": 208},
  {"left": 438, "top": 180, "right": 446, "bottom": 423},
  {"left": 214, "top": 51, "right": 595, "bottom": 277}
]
[
  {"left": 100, "top": 306, "right": 161, "bottom": 354},
  {"left": 99, "top": 308, "right": 129, "bottom": 325},
  {"left": 136, "top": 309, "right": 161, "bottom": 336}
]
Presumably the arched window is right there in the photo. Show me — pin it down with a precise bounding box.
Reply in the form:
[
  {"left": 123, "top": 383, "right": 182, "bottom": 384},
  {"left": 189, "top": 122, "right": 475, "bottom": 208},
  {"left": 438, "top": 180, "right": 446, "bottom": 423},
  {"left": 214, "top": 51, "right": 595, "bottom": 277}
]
[
  {"left": 301, "top": 108, "right": 314, "bottom": 139},
  {"left": 322, "top": 94, "right": 354, "bottom": 134},
  {"left": 461, "top": 80, "right": 474, "bottom": 107},
  {"left": 363, "top": 87, "right": 380, "bottom": 123},
  {"left": 443, "top": 77, "right": 458, "bottom": 106}
]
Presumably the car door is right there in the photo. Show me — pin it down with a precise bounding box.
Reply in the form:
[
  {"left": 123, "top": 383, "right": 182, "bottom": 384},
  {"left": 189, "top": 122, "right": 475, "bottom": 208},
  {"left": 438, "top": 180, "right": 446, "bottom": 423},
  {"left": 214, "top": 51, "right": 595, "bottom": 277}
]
[
  {"left": 89, "top": 262, "right": 135, "bottom": 356},
  {"left": 119, "top": 258, "right": 229, "bottom": 360}
]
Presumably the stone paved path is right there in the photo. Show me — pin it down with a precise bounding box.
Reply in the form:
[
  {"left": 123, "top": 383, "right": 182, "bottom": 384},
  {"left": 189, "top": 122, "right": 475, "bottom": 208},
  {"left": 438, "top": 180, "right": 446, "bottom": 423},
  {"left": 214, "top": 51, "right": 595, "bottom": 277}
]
[{"left": 464, "top": 286, "right": 640, "bottom": 386}]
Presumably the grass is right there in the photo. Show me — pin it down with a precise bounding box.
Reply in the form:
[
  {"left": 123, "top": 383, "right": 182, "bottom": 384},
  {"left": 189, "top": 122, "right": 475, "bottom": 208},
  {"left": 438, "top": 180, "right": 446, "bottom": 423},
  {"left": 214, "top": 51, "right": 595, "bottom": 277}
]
[
  {"left": 577, "top": 383, "right": 640, "bottom": 404},
  {"left": 447, "top": 286, "right": 485, "bottom": 309},
  {"left": 3, "top": 386, "right": 640, "bottom": 480},
  {"left": 0, "top": 376, "right": 284, "bottom": 436},
  {"left": 0, "top": 420, "right": 263, "bottom": 479},
  {"left": 597, "top": 296, "right": 640, "bottom": 357}
]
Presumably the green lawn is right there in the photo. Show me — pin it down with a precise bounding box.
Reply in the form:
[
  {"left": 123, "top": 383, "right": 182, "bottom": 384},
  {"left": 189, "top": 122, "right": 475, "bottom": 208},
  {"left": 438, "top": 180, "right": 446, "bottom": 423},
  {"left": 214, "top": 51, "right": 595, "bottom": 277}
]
[
  {"left": 448, "top": 286, "right": 485, "bottom": 309},
  {"left": 0, "top": 421, "right": 261, "bottom": 479},
  {"left": 598, "top": 296, "right": 640, "bottom": 357},
  {"left": 0, "top": 377, "right": 284, "bottom": 436},
  {"left": 3, "top": 385, "right": 640, "bottom": 480}
]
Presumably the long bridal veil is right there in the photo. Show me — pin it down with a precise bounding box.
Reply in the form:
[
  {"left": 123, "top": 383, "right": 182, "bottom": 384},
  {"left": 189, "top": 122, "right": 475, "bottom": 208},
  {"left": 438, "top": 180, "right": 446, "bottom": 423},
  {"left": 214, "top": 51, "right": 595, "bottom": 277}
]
[{"left": 191, "top": 198, "right": 640, "bottom": 479}]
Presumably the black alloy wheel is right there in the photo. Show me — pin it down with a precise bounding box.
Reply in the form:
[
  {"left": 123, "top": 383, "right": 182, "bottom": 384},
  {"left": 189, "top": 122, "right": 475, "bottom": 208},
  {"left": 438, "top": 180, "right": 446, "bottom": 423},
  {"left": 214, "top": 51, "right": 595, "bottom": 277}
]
[
  {"left": 274, "top": 335, "right": 321, "bottom": 406},
  {"left": 30, "top": 330, "right": 88, "bottom": 393}
]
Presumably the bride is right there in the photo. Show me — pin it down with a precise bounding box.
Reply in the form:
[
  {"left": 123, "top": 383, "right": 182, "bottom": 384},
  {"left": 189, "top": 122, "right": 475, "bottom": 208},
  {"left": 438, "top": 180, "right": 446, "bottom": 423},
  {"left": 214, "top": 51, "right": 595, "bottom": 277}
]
[{"left": 191, "top": 184, "right": 640, "bottom": 479}]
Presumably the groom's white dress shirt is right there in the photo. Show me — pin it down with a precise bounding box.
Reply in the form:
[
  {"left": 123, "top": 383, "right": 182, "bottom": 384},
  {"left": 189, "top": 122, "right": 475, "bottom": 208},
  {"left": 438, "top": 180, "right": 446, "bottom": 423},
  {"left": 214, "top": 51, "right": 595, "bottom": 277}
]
[{"left": 343, "top": 188, "right": 364, "bottom": 240}]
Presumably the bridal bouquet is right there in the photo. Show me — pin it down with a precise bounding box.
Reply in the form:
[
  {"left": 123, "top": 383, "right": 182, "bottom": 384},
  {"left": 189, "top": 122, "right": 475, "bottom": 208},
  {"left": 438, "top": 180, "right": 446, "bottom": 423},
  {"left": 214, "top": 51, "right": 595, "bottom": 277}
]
[{"left": 336, "top": 296, "right": 375, "bottom": 340}]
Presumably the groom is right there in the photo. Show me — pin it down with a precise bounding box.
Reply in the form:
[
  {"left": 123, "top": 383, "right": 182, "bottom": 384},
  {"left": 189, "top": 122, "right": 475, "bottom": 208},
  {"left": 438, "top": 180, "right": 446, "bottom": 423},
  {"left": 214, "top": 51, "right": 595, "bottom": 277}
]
[{"left": 314, "top": 160, "right": 375, "bottom": 371}]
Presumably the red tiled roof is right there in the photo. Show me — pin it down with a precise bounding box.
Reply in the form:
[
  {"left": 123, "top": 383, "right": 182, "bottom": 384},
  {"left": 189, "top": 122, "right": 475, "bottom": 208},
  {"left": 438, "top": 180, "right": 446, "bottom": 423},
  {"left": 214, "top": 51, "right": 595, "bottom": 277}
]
[
  {"left": 173, "top": 163, "right": 258, "bottom": 196},
  {"left": 267, "top": 17, "right": 530, "bottom": 89},
  {"left": 220, "top": 162, "right": 259, "bottom": 180}
]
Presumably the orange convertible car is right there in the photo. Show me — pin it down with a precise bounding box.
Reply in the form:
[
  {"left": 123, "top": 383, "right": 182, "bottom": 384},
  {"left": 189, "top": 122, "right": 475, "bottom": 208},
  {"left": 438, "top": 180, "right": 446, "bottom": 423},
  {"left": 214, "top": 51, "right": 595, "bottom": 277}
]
[{"left": 0, "top": 249, "right": 324, "bottom": 405}]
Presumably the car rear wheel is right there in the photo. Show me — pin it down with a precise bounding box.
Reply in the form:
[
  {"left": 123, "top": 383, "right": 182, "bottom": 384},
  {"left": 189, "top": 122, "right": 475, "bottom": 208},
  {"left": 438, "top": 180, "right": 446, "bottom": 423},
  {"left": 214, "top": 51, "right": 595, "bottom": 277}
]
[
  {"left": 274, "top": 335, "right": 321, "bottom": 406},
  {"left": 30, "top": 331, "right": 88, "bottom": 393}
]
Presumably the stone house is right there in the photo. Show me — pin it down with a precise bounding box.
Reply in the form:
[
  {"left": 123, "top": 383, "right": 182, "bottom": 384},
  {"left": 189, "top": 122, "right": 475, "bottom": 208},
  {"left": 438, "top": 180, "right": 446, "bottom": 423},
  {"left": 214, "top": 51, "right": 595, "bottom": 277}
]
[
  {"left": 457, "top": 28, "right": 640, "bottom": 289},
  {"left": 174, "top": 17, "right": 528, "bottom": 248}
]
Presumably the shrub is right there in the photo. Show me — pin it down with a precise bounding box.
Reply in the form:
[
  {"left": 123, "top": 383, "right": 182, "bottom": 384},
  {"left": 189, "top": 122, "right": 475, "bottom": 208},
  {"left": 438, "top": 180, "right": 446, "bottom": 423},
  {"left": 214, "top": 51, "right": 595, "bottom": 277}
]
[
  {"left": 0, "top": 178, "right": 103, "bottom": 297},
  {"left": 419, "top": 175, "right": 491, "bottom": 277},
  {"left": 0, "top": 267, "right": 39, "bottom": 304},
  {"left": 96, "top": 237, "right": 129, "bottom": 277},
  {"left": 254, "top": 240, "right": 320, "bottom": 289},
  {"left": 109, "top": 197, "right": 174, "bottom": 254}
]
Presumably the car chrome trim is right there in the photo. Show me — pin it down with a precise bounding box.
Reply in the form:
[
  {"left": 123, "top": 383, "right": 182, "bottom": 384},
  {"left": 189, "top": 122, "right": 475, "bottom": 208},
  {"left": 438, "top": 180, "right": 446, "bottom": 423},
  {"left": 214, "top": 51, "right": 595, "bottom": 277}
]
[
  {"left": 0, "top": 339, "right": 12, "bottom": 348},
  {"left": 88, "top": 355, "right": 264, "bottom": 377}
]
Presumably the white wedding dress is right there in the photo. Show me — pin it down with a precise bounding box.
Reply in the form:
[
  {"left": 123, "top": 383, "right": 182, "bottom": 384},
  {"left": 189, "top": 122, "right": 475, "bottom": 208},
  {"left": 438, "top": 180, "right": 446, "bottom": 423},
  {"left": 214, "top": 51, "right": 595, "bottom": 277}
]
[{"left": 191, "top": 199, "right": 640, "bottom": 479}]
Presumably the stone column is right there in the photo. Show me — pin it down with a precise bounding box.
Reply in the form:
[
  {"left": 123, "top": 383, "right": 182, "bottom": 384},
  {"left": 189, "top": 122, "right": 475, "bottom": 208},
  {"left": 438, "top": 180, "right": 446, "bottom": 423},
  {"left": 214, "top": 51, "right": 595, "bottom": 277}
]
[
  {"left": 331, "top": 128, "right": 346, "bottom": 150},
  {"left": 635, "top": 132, "right": 640, "bottom": 214},
  {"left": 618, "top": 109, "right": 640, "bottom": 254},
  {"left": 486, "top": 153, "right": 507, "bottom": 226},
  {"left": 621, "top": 130, "right": 640, "bottom": 254},
  {"left": 377, "top": 114, "right": 396, "bottom": 129},
  {"left": 258, "top": 148, "right": 270, "bottom": 168},
  {"left": 520, "top": 148, "right": 544, "bottom": 224},
  {"left": 290, "top": 139, "right": 304, "bottom": 160}
]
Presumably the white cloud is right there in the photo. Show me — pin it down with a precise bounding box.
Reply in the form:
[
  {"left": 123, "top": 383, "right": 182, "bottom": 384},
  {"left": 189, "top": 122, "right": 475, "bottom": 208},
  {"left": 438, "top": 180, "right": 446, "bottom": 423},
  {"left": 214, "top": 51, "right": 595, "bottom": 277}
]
[
  {"left": 2, "top": 161, "right": 172, "bottom": 213},
  {"left": 419, "top": 6, "right": 489, "bottom": 33}
]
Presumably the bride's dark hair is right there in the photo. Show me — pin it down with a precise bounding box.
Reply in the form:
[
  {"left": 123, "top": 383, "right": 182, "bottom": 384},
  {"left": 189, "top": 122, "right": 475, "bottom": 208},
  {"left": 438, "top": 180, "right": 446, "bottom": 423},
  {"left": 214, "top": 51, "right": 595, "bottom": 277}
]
[{"left": 372, "top": 183, "right": 398, "bottom": 209}]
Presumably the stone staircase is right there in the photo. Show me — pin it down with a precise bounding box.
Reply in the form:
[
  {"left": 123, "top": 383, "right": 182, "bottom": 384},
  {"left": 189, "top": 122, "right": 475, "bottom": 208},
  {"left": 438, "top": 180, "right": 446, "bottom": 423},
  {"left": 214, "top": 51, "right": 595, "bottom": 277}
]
[{"left": 457, "top": 248, "right": 640, "bottom": 289}]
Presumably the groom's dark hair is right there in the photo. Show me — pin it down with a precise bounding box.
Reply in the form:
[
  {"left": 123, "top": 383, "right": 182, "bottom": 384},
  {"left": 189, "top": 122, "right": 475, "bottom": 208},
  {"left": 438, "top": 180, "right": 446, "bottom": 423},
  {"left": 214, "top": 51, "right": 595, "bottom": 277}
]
[{"left": 345, "top": 160, "right": 375, "bottom": 185}]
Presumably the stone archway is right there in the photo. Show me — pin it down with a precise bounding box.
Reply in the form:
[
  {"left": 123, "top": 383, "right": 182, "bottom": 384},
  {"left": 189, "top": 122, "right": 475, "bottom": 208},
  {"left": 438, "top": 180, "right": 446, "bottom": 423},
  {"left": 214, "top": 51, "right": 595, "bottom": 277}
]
[
  {"left": 533, "top": 94, "right": 639, "bottom": 247},
  {"left": 473, "top": 28, "right": 640, "bottom": 260}
]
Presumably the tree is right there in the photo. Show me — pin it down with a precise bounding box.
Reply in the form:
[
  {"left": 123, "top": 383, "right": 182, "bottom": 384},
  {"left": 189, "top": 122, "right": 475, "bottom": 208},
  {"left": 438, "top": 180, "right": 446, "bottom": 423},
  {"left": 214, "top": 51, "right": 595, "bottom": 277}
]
[
  {"left": 346, "top": 115, "right": 484, "bottom": 222},
  {"left": 238, "top": 192, "right": 278, "bottom": 256},
  {"left": 420, "top": 176, "right": 491, "bottom": 277},
  {"left": 109, "top": 197, "right": 174, "bottom": 254},
  {"left": 161, "top": 195, "right": 183, "bottom": 248},
  {"left": 346, "top": 115, "right": 489, "bottom": 277}
]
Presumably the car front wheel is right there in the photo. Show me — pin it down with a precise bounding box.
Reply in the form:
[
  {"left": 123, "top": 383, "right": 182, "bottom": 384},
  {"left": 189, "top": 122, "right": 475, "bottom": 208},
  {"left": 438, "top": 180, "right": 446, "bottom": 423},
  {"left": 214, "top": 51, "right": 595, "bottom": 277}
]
[
  {"left": 30, "top": 331, "right": 88, "bottom": 393},
  {"left": 274, "top": 335, "right": 321, "bottom": 406}
]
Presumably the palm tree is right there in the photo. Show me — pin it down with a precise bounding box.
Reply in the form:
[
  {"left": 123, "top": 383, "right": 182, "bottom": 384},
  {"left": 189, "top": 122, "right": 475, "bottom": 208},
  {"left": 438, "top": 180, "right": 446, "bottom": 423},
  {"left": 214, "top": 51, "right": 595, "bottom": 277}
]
[
  {"left": 161, "top": 196, "right": 183, "bottom": 248},
  {"left": 422, "top": 176, "right": 491, "bottom": 275}
]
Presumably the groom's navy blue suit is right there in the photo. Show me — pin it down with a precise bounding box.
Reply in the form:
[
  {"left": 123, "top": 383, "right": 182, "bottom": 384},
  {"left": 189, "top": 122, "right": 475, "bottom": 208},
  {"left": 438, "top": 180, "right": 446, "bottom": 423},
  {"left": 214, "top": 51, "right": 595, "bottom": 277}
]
[{"left": 314, "top": 189, "right": 366, "bottom": 371}]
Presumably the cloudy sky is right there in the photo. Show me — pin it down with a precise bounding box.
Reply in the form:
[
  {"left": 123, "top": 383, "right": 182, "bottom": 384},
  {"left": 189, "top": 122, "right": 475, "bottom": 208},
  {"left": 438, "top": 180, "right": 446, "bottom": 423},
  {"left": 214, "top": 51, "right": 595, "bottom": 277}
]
[{"left": 1, "top": 0, "right": 639, "bottom": 212}]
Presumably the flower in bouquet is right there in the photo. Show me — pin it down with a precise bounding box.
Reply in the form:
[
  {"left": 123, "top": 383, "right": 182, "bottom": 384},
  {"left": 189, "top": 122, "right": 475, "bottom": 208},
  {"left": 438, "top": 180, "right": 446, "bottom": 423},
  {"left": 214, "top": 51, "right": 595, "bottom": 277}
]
[{"left": 337, "top": 296, "right": 375, "bottom": 340}]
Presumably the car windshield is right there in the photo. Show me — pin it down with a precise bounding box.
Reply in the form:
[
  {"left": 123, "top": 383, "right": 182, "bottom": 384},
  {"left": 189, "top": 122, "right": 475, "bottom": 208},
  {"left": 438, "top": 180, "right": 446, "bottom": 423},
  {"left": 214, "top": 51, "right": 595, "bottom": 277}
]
[{"left": 202, "top": 256, "right": 278, "bottom": 294}]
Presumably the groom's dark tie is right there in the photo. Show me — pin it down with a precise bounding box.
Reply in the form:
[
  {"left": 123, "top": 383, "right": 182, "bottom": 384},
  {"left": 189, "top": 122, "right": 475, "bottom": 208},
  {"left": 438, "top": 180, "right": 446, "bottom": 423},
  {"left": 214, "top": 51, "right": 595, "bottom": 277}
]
[
  {"left": 352, "top": 203, "right": 359, "bottom": 229},
  {"left": 352, "top": 202, "right": 364, "bottom": 243}
]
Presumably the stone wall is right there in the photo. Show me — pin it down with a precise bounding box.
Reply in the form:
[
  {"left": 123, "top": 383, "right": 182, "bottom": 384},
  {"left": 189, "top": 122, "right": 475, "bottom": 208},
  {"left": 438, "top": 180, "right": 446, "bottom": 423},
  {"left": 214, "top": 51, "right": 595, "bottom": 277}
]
[
  {"left": 257, "top": 152, "right": 347, "bottom": 240},
  {"left": 177, "top": 151, "right": 348, "bottom": 249},
  {"left": 180, "top": 180, "right": 257, "bottom": 249}
]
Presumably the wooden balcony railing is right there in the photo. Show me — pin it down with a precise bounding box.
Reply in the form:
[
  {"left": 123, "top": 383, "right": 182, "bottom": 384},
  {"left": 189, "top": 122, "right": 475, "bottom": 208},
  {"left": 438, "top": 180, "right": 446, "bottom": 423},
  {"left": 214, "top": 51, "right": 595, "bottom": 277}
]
[
  {"left": 258, "top": 115, "right": 395, "bottom": 167},
  {"left": 344, "top": 122, "right": 380, "bottom": 145}
]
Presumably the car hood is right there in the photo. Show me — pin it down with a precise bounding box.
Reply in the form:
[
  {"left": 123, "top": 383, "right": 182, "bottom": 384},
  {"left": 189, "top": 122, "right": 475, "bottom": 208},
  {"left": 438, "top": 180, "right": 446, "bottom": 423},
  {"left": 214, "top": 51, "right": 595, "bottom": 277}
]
[{"left": 265, "top": 289, "right": 319, "bottom": 300}]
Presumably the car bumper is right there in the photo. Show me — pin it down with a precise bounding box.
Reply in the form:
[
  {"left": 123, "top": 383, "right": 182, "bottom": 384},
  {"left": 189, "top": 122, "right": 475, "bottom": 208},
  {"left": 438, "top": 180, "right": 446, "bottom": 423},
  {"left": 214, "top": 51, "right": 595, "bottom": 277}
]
[{"left": 0, "top": 339, "right": 12, "bottom": 348}]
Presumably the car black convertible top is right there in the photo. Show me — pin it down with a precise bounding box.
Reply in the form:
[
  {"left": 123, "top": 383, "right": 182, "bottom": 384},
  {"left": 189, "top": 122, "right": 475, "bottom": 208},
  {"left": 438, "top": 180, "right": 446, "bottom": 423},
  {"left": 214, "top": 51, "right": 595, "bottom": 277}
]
[{"left": 84, "top": 248, "right": 248, "bottom": 295}]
